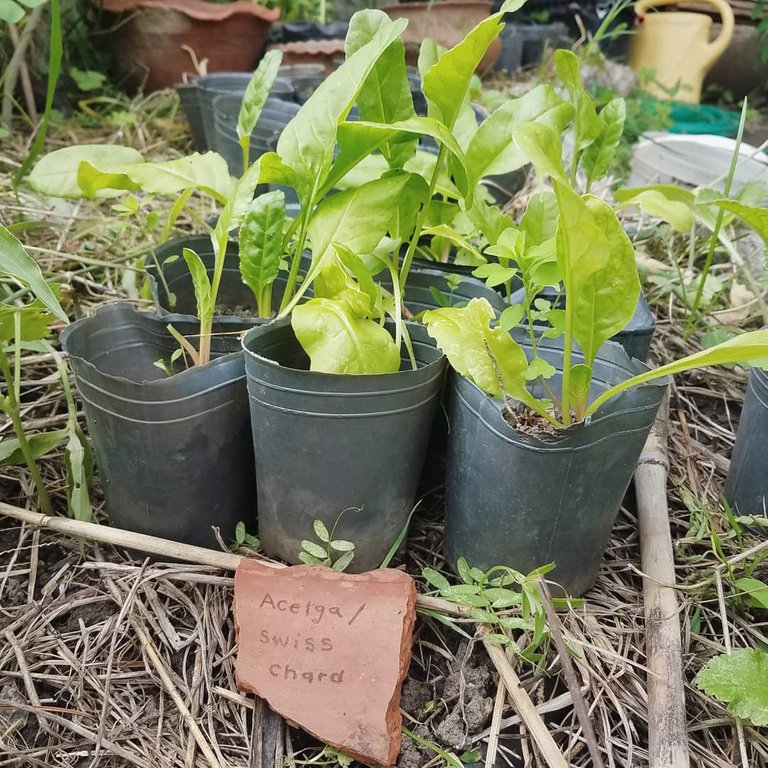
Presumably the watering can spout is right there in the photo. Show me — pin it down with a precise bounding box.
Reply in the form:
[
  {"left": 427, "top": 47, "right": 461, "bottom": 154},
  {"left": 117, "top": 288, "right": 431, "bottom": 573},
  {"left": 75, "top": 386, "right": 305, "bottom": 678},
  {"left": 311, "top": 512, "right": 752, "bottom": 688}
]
[{"left": 629, "top": 0, "right": 734, "bottom": 104}]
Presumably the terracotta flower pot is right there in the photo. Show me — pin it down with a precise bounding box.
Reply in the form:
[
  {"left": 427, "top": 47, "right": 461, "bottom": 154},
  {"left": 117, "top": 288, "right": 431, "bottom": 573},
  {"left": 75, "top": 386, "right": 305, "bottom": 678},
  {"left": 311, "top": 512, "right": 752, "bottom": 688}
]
[
  {"left": 101, "top": 0, "right": 280, "bottom": 92},
  {"left": 380, "top": 1, "right": 500, "bottom": 73}
]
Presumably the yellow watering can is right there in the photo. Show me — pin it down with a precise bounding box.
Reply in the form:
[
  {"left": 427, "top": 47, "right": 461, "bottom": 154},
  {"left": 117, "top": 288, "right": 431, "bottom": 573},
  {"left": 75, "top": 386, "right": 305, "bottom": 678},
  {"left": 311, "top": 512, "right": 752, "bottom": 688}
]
[{"left": 629, "top": 0, "right": 734, "bottom": 104}]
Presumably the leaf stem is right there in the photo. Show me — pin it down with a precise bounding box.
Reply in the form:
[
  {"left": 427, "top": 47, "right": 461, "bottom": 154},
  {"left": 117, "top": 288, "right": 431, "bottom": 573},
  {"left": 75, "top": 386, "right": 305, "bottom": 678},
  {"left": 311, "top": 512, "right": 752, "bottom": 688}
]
[{"left": 0, "top": 350, "right": 54, "bottom": 516}]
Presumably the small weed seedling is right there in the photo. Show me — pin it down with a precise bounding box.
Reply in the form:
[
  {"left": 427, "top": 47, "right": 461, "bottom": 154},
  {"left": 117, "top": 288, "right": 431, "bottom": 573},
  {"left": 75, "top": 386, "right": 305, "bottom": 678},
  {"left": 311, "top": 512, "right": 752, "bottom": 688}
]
[
  {"left": 299, "top": 517, "right": 356, "bottom": 572},
  {"left": 230, "top": 521, "right": 260, "bottom": 553}
]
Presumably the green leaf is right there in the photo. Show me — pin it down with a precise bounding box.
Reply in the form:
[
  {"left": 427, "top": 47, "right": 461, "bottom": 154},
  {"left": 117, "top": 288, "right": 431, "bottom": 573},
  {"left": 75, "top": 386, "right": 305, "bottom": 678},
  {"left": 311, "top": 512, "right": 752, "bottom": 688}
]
[
  {"left": 299, "top": 551, "right": 327, "bottom": 566},
  {"left": 615, "top": 185, "right": 695, "bottom": 232},
  {"left": 581, "top": 98, "right": 626, "bottom": 187},
  {"left": 291, "top": 298, "right": 400, "bottom": 374},
  {"left": 422, "top": 567, "right": 451, "bottom": 591},
  {"left": 0, "top": 1, "right": 25, "bottom": 23},
  {"left": 554, "top": 49, "right": 601, "bottom": 154},
  {"left": 332, "top": 243, "right": 381, "bottom": 316},
  {"left": 423, "top": 298, "right": 538, "bottom": 409},
  {"left": 569, "top": 193, "right": 640, "bottom": 368},
  {"left": 307, "top": 174, "right": 411, "bottom": 269},
  {"left": 28, "top": 144, "right": 143, "bottom": 199},
  {"left": 301, "top": 540, "right": 328, "bottom": 559},
  {"left": 313, "top": 520, "right": 330, "bottom": 542},
  {"left": 483, "top": 633, "right": 511, "bottom": 645},
  {"left": 330, "top": 539, "right": 355, "bottom": 552},
  {"left": 69, "top": 67, "right": 107, "bottom": 92},
  {"left": 513, "top": 123, "right": 568, "bottom": 185},
  {"left": 734, "top": 577, "right": 768, "bottom": 610},
  {"left": 457, "top": 557, "right": 475, "bottom": 585},
  {"left": 65, "top": 421, "right": 92, "bottom": 522},
  {"left": 181, "top": 248, "right": 213, "bottom": 324},
  {"left": 587, "top": 329, "right": 768, "bottom": 417},
  {"left": 332, "top": 550, "right": 355, "bottom": 571},
  {"left": 0, "top": 428, "right": 67, "bottom": 466},
  {"left": 465, "top": 85, "right": 573, "bottom": 185},
  {"left": 77, "top": 160, "right": 140, "bottom": 198},
  {"left": 235, "top": 521, "right": 246, "bottom": 546},
  {"left": 0, "top": 225, "right": 67, "bottom": 322},
  {"left": 706, "top": 198, "right": 768, "bottom": 244},
  {"left": 696, "top": 649, "right": 768, "bottom": 726},
  {"left": 422, "top": 12, "right": 507, "bottom": 130},
  {"left": 346, "top": 12, "right": 416, "bottom": 169},
  {"left": 0, "top": 303, "right": 54, "bottom": 344},
  {"left": 237, "top": 50, "right": 283, "bottom": 142},
  {"left": 239, "top": 190, "right": 286, "bottom": 316},
  {"left": 276, "top": 11, "right": 407, "bottom": 205}
]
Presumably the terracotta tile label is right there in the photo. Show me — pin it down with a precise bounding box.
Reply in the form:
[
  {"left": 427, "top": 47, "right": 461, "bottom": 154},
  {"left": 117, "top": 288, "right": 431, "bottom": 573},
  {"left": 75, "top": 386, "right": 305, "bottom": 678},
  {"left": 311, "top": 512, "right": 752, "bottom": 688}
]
[{"left": 234, "top": 561, "right": 416, "bottom": 766}]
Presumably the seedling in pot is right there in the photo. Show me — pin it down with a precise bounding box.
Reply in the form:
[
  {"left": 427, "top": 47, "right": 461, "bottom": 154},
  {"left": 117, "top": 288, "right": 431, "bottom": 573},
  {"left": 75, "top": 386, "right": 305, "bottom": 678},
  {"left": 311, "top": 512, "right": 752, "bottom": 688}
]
[{"left": 422, "top": 51, "right": 768, "bottom": 428}]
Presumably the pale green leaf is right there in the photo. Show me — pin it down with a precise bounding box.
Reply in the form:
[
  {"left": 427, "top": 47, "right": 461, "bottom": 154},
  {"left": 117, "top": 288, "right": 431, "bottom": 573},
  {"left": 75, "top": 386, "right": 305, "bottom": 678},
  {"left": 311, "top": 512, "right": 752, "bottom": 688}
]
[
  {"left": 237, "top": 50, "right": 283, "bottom": 142},
  {"left": 291, "top": 298, "right": 400, "bottom": 374},
  {"left": 313, "top": 519, "right": 330, "bottom": 543},
  {"left": 28, "top": 144, "right": 143, "bottom": 198},
  {"left": 239, "top": 190, "right": 286, "bottom": 314},
  {"left": 0, "top": 226, "right": 67, "bottom": 322},
  {"left": 706, "top": 198, "right": 768, "bottom": 244},
  {"left": 277, "top": 11, "right": 407, "bottom": 204},
  {"left": 422, "top": 567, "right": 450, "bottom": 591},
  {"left": 466, "top": 85, "right": 573, "bottom": 185},
  {"left": 0, "top": 1, "right": 25, "bottom": 23},
  {"left": 513, "top": 123, "right": 568, "bottom": 185},
  {"left": 0, "top": 428, "right": 67, "bottom": 466},
  {"left": 587, "top": 329, "right": 768, "bottom": 417},
  {"left": 734, "top": 577, "right": 768, "bottom": 609},
  {"left": 65, "top": 421, "right": 92, "bottom": 522},
  {"left": 423, "top": 13, "right": 505, "bottom": 130},
  {"left": 582, "top": 98, "right": 626, "bottom": 187},
  {"left": 301, "top": 540, "right": 329, "bottom": 559},
  {"left": 330, "top": 539, "right": 355, "bottom": 552},
  {"left": 181, "top": 248, "right": 213, "bottom": 324},
  {"left": 615, "top": 185, "right": 696, "bottom": 232},
  {"left": 696, "top": 649, "right": 768, "bottom": 726},
  {"left": 332, "top": 549, "right": 355, "bottom": 571},
  {"left": 0, "top": 303, "right": 55, "bottom": 344}
]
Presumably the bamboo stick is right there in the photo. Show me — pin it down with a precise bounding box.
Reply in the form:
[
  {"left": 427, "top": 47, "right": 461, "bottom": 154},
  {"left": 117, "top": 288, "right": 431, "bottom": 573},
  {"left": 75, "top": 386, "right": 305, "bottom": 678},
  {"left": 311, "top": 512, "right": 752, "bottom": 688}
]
[{"left": 635, "top": 395, "right": 690, "bottom": 768}]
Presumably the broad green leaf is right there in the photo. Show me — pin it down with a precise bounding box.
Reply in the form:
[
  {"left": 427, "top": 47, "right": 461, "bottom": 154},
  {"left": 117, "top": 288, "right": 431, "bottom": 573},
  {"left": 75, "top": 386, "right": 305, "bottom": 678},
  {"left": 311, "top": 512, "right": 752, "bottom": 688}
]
[
  {"left": 581, "top": 98, "right": 626, "bottom": 187},
  {"left": 237, "top": 50, "right": 283, "bottom": 142},
  {"left": 0, "top": 1, "right": 25, "bottom": 23},
  {"left": 423, "top": 11, "right": 508, "bottom": 130},
  {"left": 277, "top": 11, "right": 407, "bottom": 204},
  {"left": 569, "top": 194, "right": 640, "bottom": 367},
  {"left": 696, "top": 649, "right": 768, "bottom": 726},
  {"left": 390, "top": 173, "right": 431, "bottom": 243},
  {"left": 0, "top": 428, "right": 67, "bottom": 466},
  {"left": 313, "top": 519, "right": 330, "bottom": 543},
  {"left": 422, "top": 225, "right": 484, "bottom": 264},
  {"left": 554, "top": 49, "right": 601, "bottom": 153},
  {"left": 314, "top": 254, "right": 372, "bottom": 318},
  {"left": 466, "top": 197, "right": 514, "bottom": 245},
  {"left": 292, "top": 298, "right": 400, "bottom": 374},
  {"left": 330, "top": 539, "right": 355, "bottom": 552},
  {"left": 423, "top": 297, "right": 537, "bottom": 408},
  {"left": 706, "top": 198, "right": 768, "bottom": 244},
  {"left": 734, "top": 577, "right": 768, "bottom": 610},
  {"left": 332, "top": 243, "right": 381, "bottom": 316},
  {"left": 0, "top": 225, "right": 67, "bottom": 322},
  {"left": 0, "top": 303, "right": 55, "bottom": 344},
  {"left": 499, "top": 304, "right": 524, "bottom": 331},
  {"left": 181, "top": 248, "right": 213, "bottom": 324},
  {"left": 417, "top": 38, "right": 440, "bottom": 79},
  {"left": 344, "top": 117, "right": 471, "bottom": 197},
  {"left": 346, "top": 12, "right": 416, "bottom": 169},
  {"left": 587, "top": 329, "right": 768, "bottom": 417},
  {"left": 77, "top": 161, "right": 140, "bottom": 198},
  {"left": 239, "top": 190, "right": 286, "bottom": 313},
  {"left": 115, "top": 152, "right": 233, "bottom": 202},
  {"left": 615, "top": 185, "right": 695, "bottom": 232},
  {"left": 513, "top": 123, "right": 568, "bottom": 185},
  {"left": 307, "top": 174, "right": 411, "bottom": 269},
  {"left": 465, "top": 85, "right": 573, "bottom": 185},
  {"left": 28, "top": 144, "right": 143, "bottom": 198}
]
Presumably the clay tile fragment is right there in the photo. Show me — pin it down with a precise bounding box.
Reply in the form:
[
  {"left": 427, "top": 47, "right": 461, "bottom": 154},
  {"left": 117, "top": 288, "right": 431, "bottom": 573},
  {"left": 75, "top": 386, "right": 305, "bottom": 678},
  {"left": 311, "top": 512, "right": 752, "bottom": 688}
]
[{"left": 234, "top": 561, "right": 417, "bottom": 766}]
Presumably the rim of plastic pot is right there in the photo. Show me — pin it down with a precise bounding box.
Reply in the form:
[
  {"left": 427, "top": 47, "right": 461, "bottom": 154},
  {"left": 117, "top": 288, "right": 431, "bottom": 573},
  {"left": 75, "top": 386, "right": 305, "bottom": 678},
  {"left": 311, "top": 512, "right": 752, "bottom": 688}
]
[
  {"left": 455, "top": 333, "right": 670, "bottom": 447},
  {"left": 242, "top": 316, "right": 446, "bottom": 389},
  {"left": 60, "top": 303, "right": 246, "bottom": 397}
]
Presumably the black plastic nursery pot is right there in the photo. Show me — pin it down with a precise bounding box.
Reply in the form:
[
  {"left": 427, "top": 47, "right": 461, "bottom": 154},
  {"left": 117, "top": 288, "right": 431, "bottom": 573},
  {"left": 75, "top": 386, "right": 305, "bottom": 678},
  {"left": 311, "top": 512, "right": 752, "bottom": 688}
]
[
  {"left": 242, "top": 318, "right": 447, "bottom": 572},
  {"left": 509, "top": 285, "right": 656, "bottom": 362},
  {"left": 444, "top": 336, "right": 669, "bottom": 596},
  {"left": 279, "top": 21, "right": 350, "bottom": 42},
  {"left": 176, "top": 83, "right": 207, "bottom": 152},
  {"left": 724, "top": 365, "right": 768, "bottom": 518},
  {"left": 148, "top": 235, "right": 310, "bottom": 328},
  {"left": 60, "top": 303, "right": 254, "bottom": 548}
]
